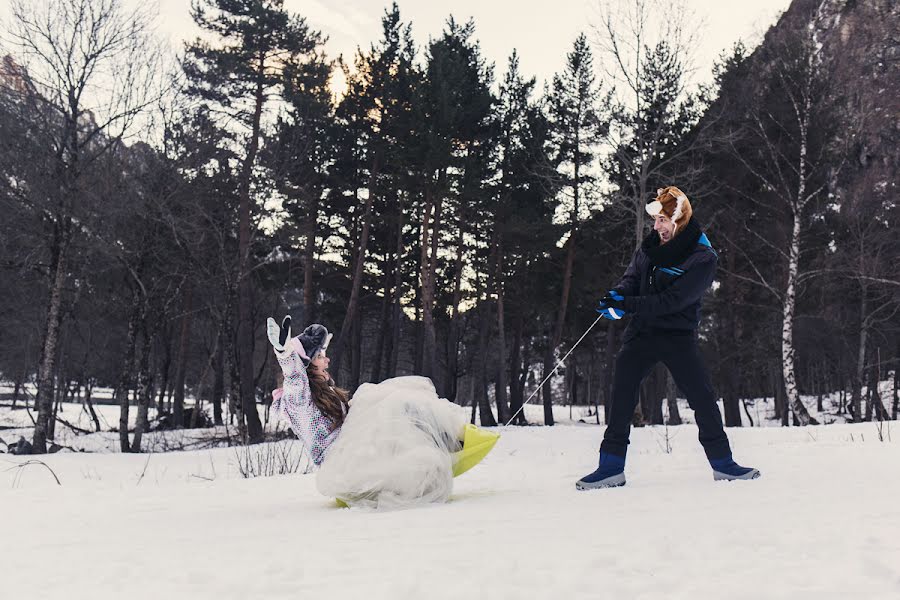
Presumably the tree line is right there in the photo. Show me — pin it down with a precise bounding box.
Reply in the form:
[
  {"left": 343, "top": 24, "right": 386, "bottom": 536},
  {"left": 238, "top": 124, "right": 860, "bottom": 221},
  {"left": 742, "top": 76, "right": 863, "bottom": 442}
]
[{"left": 0, "top": 0, "right": 897, "bottom": 454}]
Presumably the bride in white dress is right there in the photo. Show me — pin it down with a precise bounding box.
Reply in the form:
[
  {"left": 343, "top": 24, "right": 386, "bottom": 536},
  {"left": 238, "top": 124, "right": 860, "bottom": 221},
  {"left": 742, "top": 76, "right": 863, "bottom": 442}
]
[{"left": 267, "top": 316, "right": 469, "bottom": 509}]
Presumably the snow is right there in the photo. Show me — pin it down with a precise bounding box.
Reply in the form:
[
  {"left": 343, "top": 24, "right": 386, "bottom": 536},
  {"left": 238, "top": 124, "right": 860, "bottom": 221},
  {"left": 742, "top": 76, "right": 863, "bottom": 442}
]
[{"left": 1, "top": 410, "right": 898, "bottom": 599}]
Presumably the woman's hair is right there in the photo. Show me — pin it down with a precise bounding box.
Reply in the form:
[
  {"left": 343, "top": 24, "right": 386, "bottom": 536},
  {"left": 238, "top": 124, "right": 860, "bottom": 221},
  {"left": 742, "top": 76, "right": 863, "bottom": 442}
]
[{"left": 307, "top": 368, "right": 350, "bottom": 429}]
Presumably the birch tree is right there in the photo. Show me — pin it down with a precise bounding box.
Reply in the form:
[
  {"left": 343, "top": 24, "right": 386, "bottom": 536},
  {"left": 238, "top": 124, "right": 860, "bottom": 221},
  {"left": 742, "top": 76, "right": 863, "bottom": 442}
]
[
  {"left": 5, "top": 0, "right": 163, "bottom": 453},
  {"left": 725, "top": 13, "right": 845, "bottom": 426}
]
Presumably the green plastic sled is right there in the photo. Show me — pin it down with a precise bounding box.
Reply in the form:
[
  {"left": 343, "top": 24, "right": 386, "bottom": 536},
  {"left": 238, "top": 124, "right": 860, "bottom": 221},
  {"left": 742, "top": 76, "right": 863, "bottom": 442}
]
[{"left": 451, "top": 423, "right": 501, "bottom": 477}]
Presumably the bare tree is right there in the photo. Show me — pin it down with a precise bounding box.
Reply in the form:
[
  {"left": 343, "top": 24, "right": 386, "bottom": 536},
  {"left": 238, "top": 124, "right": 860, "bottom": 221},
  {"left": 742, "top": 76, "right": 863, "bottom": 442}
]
[
  {"left": 724, "top": 6, "right": 848, "bottom": 426},
  {"left": 5, "top": 0, "right": 163, "bottom": 453},
  {"left": 593, "top": 0, "right": 708, "bottom": 248},
  {"left": 837, "top": 171, "right": 900, "bottom": 422}
]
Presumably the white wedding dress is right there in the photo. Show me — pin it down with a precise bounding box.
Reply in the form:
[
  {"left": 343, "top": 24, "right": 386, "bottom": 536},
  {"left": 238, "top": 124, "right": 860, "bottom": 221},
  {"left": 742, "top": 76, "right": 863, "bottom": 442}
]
[{"left": 316, "top": 376, "right": 468, "bottom": 510}]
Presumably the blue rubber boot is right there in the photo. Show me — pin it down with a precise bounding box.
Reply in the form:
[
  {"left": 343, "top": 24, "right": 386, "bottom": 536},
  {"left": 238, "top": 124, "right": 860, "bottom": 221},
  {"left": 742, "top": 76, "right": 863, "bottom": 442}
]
[
  {"left": 709, "top": 455, "right": 760, "bottom": 481},
  {"left": 576, "top": 451, "right": 626, "bottom": 490}
]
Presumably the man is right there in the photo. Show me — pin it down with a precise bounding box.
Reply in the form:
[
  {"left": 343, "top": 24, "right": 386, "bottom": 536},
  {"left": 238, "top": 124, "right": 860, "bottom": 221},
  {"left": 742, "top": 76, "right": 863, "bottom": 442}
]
[{"left": 577, "top": 186, "right": 759, "bottom": 490}]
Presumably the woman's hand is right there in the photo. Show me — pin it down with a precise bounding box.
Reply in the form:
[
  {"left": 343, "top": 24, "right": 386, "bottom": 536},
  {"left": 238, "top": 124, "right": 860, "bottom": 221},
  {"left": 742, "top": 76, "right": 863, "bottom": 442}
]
[{"left": 266, "top": 315, "right": 292, "bottom": 352}]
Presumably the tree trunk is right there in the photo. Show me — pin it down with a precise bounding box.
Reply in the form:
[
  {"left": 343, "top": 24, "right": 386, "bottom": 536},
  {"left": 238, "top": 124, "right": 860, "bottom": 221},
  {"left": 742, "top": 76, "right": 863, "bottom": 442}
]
[
  {"left": 602, "top": 326, "right": 618, "bottom": 423},
  {"left": 387, "top": 198, "right": 405, "bottom": 379},
  {"left": 644, "top": 366, "right": 665, "bottom": 425},
  {"left": 11, "top": 371, "right": 22, "bottom": 409},
  {"left": 131, "top": 323, "right": 154, "bottom": 453},
  {"left": 413, "top": 293, "right": 423, "bottom": 375},
  {"left": 117, "top": 289, "right": 143, "bottom": 452},
  {"left": 212, "top": 328, "right": 225, "bottom": 426},
  {"left": 892, "top": 353, "right": 898, "bottom": 421},
  {"left": 370, "top": 253, "right": 394, "bottom": 383},
  {"left": 32, "top": 231, "right": 69, "bottom": 454},
  {"left": 741, "top": 399, "right": 755, "bottom": 427},
  {"left": 302, "top": 194, "right": 318, "bottom": 325},
  {"left": 508, "top": 314, "right": 526, "bottom": 425},
  {"left": 781, "top": 212, "right": 817, "bottom": 425},
  {"left": 156, "top": 325, "right": 172, "bottom": 414},
  {"left": 48, "top": 337, "right": 67, "bottom": 442},
  {"left": 852, "top": 285, "right": 868, "bottom": 423},
  {"left": 869, "top": 348, "right": 889, "bottom": 421},
  {"left": 494, "top": 239, "right": 509, "bottom": 424},
  {"left": 540, "top": 350, "right": 556, "bottom": 426},
  {"left": 666, "top": 371, "right": 683, "bottom": 425},
  {"left": 445, "top": 207, "right": 467, "bottom": 401},
  {"left": 543, "top": 226, "right": 578, "bottom": 426},
  {"left": 189, "top": 335, "right": 220, "bottom": 429},
  {"left": 331, "top": 153, "right": 380, "bottom": 379},
  {"left": 566, "top": 363, "right": 576, "bottom": 420},
  {"left": 722, "top": 387, "right": 741, "bottom": 427},
  {"left": 474, "top": 297, "right": 497, "bottom": 427},
  {"left": 419, "top": 171, "right": 445, "bottom": 383},
  {"left": 774, "top": 365, "right": 789, "bottom": 426},
  {"left": 235, "top": 55, "right": 268, "bottom": 444},
  {"left": 172, "top": 287, "right": 194, "bottom": 427},
  {"left": 722, "top": 253, "right": 741, "bottom": 426},
  {"left": 816, "top": 362, "right": 824, "bottom": 412},
  {"left": 350, "top": 311, "right": 362, "bottom": 390},
  {"left": 588, "top": 354, "right": 600, "bottom": 425},
  {"left": 83, "top": 379, "right": 100, "bottom": 433}
]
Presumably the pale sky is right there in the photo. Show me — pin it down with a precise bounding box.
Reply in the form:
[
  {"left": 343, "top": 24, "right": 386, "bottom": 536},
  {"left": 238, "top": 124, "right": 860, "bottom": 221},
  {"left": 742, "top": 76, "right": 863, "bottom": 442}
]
[
  {"left": 143, "top": 0, "right": 790, "bottom": 91},
  {"left": 1, "top": 1, "right": 791, "bottom": 92}
]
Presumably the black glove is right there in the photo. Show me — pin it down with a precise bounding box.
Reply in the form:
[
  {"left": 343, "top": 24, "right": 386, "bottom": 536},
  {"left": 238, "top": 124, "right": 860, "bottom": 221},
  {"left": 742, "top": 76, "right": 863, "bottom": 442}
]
[{"left": 279, "top": 315, "right": 292, "bottom": 348}]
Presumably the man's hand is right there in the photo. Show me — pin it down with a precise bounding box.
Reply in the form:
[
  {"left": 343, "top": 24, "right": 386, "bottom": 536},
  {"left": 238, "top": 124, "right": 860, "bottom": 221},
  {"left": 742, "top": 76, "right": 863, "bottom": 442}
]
[
  {"left": 597, "top": 290, "right": 626, "bottom": 320},
  {"left": 598, "top": 289, "right": 626, "bottom": 310}
]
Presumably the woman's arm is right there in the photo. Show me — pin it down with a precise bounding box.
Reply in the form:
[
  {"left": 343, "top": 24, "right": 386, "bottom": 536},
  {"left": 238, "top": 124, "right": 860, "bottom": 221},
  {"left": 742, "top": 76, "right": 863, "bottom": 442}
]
[{"left": 273, "top": 347, "right": 340, "bottom": 466}]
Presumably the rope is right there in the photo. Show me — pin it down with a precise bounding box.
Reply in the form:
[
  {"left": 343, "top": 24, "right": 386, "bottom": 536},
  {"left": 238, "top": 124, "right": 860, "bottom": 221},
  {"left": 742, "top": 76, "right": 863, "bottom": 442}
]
[{"left": 504, "top": 314, "right": 605, "bottom": 426}]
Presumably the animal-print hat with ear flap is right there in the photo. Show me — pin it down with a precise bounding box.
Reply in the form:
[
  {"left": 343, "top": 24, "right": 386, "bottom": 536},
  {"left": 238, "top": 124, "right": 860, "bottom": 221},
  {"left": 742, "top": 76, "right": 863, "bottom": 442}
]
[{"left": 645, "top": 185, "right": 693, "bottom": 234}]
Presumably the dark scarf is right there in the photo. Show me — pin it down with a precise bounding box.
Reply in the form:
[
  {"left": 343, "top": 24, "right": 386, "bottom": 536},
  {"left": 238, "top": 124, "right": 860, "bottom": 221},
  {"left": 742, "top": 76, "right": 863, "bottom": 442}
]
[{"left": 641, "top": 218, "right": 702, "bottom": 267}]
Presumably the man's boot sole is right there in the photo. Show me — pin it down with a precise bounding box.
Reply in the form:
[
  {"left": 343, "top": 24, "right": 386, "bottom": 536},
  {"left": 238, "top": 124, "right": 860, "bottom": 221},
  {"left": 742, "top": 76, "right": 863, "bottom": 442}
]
[
  {"left": 575, "top": 472, "right": 626, "bottom": 490},
  {"left": 713, "top": 468, "right": 761, "bottom": 481}
]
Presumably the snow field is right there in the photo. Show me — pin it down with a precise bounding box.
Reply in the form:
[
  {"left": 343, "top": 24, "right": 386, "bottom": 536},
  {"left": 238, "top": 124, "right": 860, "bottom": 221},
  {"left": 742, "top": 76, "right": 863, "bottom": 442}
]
[{"left": 1, "top": 421, "right": 898, "bottom": 600}]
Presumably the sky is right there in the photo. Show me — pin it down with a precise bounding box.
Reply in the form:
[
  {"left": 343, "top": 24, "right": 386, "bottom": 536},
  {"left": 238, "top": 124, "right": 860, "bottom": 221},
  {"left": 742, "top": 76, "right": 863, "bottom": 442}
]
[
  {"left": 141, "top": 0, "right": 792, "bottom": 92},
  {"left": 0, "top": 1, "right": 792, "bottom": 95}
]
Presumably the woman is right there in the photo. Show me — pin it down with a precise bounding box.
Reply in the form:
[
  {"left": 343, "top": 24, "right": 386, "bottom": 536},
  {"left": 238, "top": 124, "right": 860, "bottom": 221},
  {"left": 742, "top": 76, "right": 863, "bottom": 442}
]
[
  {"left": 577, "top": 186, "right": 759, "bottom": 490},
  {"left": 267, "top": 315, "right": 474, "bottom": 509}
]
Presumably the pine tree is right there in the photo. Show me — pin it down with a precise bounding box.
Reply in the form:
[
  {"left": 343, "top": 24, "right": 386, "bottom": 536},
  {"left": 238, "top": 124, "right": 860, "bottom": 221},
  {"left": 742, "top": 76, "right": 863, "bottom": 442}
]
[
  {"left": 416, "top": 18, "right": 494, "bottom": 393},
  {"left": 268, "top": 48, "right": 334, "bottom": 327},
  {"left": 328, "top": 4, "right": 420, "bottom": 386},
  {"left": 492, "top": 51, "right": 558, "bottom": 423},
  {"left": 541, "top": 33, "right": 607, "bottom": 425},
  {"left": 184, "top": 0, "right": 324, "bottom": 442}
]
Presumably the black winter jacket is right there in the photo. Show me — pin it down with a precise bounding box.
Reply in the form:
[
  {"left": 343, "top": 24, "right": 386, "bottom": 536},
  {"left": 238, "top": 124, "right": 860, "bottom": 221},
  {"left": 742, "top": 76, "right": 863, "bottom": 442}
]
[{"left": 614, "top": 219, "right": 718, "bottom": 341}]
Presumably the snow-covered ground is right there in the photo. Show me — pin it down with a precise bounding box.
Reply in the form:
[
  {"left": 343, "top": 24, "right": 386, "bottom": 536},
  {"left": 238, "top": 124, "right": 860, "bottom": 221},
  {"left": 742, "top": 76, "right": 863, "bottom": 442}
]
[{"left": 1, "top": 413, "right": 898, "bottom": 599}]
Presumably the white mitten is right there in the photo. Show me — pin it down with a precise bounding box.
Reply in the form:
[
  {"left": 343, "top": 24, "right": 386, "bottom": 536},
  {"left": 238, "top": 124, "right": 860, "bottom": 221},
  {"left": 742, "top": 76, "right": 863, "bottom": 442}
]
[{"left": 267, "top": 316, "right": 291, "bottom": 352}]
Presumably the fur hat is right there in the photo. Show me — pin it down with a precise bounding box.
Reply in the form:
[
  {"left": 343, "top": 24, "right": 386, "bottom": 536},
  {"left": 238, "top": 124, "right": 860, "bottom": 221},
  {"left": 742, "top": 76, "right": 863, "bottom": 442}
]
[
  {"left": 645, "top": 186, "right": 693, "bottom": 233},
  {"left": 292, "top": 323, "right": 332, "bottom": 366}
]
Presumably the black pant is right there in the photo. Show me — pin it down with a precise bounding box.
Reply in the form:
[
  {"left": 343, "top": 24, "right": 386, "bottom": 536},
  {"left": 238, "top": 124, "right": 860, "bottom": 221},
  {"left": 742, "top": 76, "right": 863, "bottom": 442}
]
[{"left": 600, "top": 331, "right": 731, "bottom": 460}]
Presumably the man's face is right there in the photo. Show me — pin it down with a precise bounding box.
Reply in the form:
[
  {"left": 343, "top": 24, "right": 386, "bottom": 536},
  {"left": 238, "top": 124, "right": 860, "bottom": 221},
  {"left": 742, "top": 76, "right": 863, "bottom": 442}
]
[{"left": 654, "top": 214, "right": 676, "bottom": 244}]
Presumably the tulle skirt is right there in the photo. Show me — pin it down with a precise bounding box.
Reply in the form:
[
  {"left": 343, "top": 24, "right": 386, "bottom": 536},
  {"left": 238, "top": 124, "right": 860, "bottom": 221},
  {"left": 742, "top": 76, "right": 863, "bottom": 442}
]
[{"left": 316, "top": 376, "right": 468, "bottom": 510}]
